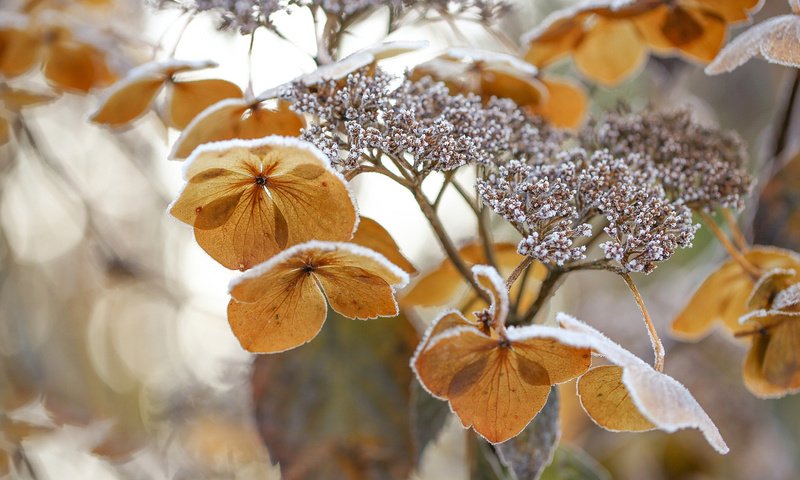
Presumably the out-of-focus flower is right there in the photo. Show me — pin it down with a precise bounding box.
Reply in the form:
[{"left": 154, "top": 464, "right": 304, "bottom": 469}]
[
  {"left": 707, "top": 0, "right": 800, "bottom": 74},
  {"left": 522, "top": 0, "right": 763, "bottom": 86}
]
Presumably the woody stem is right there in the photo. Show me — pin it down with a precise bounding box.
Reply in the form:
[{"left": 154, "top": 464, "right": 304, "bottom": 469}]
[
  {"left": 413, "top": 187, "right": 491, "bottom": 304},
  {"left": 699, "top": 210, "right": 761, "bottom": 280},
  {"left": 621, "top": 273, "right": 665, "bottom": 372}
]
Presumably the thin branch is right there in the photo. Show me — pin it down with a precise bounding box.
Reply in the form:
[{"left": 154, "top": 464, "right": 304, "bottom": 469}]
[
  {"left": 433, "top": 171, "right": 454, "bottom": 211},
  {"left": 772, "top": 69, "right": 800, "bottom": 161},
  {"left": 412, "top": 187, "right": 490, "bottom": 304},
  {"left": 722, "top": 208, "right": 749, "bottom": 252},
  {"left": 621, "top": 273, "right": 665, "bottom": 372},
  {"left": 517, "top": 268, "right": 562, "bottom": 325},
  {"left": 698, "top": 210, "right": 761, "bottom": 280}
]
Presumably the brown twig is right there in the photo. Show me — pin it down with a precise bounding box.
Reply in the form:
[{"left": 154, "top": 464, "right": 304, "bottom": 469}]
[{"left": 621, "top": 273, "right": 665, "bottom": 372}]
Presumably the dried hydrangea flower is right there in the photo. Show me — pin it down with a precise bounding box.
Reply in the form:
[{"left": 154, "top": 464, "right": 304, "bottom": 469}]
[
  {"left": 581, "top": 108, "right": 752, "bottom": 211},
  {"left": 478, "top": 149, "right": 697, "bottom": 272},
  {"left": 283, "top": 68, "right": 553, "bottom": 172}
]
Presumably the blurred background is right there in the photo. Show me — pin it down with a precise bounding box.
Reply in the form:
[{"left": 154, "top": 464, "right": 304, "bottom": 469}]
[{"left": 1, "top": 0, "right": 799, "bottom": 478}]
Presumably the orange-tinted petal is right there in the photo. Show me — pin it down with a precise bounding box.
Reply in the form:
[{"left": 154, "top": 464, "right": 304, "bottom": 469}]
[
  {"left": 523, "top": 14, "right": 587, "bottom": 68},
  {"left": 0, "top": 87, "right": 58, "bottom": 110},
  {"left": 479, "top": 65, "right": 547, "bottom": 107},
  {"left": 0, "top": 115, "right": 10, "bottom": 145},
  {"left": 413, "top": 316, "right": 590, "bottom": 443},
  {"left": 43, "top": 40, "right": 117, "bottom": 93},
  {"left": 671, "top": 246, "right": 800, "bottom": 340},
  {"left": 228, "top": 241, "right": 408, "bottom": 353},
  {"left": 89, "top": 74, "right": 165, "bottom": 127},
  {"left": 170, "top": 98, "right": 304, "bottom": 159},
  {"left": 573, "top": 17, "right": 647, "bottom": 86},
  {"left": 531, "top": 75, "right": 588, "bottom": 129},
  {"left": 351, "top": 216, "right": 416, "bottom": 274},
  {"left": 0, "top": 24, "right": 40, "bottom": 78},
  {"left": 577, "top": 365, "right": 655, "bottom": 431},
  {"left": 742, "top": 315, "right": 800, "bottom": 398},
  {"left": 635, "top": 5, "right": 726, "bottom": 63},
  {"left": 170, "top": 137, "right": 357, "bottom": 270},
  {"left": 229, "top": 266, "right": 327, "bottom": 353},
  {"left": 684, "top": 0, "right": 763, "bottom": 23},
  {"left": 166, "top": 78, "right": 243, "bottom": 130}
]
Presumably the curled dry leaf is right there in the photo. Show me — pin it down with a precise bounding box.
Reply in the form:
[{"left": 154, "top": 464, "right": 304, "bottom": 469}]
[
  {"left": 351, "top": 216, "right": 416, "bottom": 275},
  {"left": 227, "top": 241, "right": 409, "bottom": 353},
  {"left": 555, "top": 313, "right": 729, "bottom": 454},
  {"left": 411, "top": 266, "right": 591, "bottom": 444},
  {"left": 170, "top": 97, "right": 304, "bottom": 159},
  {"left": 522, "top": 0, "right": 761, "bottom": 86},
  {"left": 90, "top": 60, "right": 242, "bottom": 129},
  {"left": 706, "top": 9, "right": 800, "bottom": 74},
  {"left": 402, "top": 242, "right": 547, "bottom": 309},
  {"left": 169, "top": 136, "right": 357, "bottom": 270},
  {"left": 671, "top": 246, "right": 800, "bottom": 340}
]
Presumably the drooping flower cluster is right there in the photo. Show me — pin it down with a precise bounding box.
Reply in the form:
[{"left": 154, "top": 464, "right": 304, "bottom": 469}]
[
  {"left": 581, "top": 108, "right": 752, "bottom": 211},
  {"left": 283, "top": 69, "right": 550, "bottom": 172},
  {"left": 478, "top": 149, "right": 698, "bottom": 272}
]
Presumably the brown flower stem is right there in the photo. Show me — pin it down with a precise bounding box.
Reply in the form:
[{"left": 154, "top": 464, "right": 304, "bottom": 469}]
[
  {"left": 433, "top": 171, "right": 454, "bottom": 211},
  {"left": 477, "top": 205, "right": 499, "bottom": 270},
  {"left": 621, "top": 273, "right": 665, "bottom": 372},
  {"left": 246, "top": 31, "right": 256, "bottom": 98},
  {"left": 413, "top": 187, "right": 491, "bottom": 304},
  {"left": 168, "top": 12, "right": 195, "bottom": 57},
  {"left": 506, "top": 256, "right": 534, "bottom": 290},
  {"left": 511, "top": 263, "right": 533, "bottom": 316},
  {"left": 450, "top": 179, "right": 481, "bottom": 216},
  {"left": 699, "top": 210, "right": 761, "bottom": 280},
  {"left": 517, "top": 268, "right": 563, "bottom": 325},
  {"left": 346, "top": 164, "right": 410, "bottom": 186},
  {"left": 722, "top": 208, "right": 749, "bottom": 252}
]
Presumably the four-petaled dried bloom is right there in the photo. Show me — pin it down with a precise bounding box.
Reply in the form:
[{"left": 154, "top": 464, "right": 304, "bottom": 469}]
[{"left": 581, "top": 108, "right": 752, "bottom": 211}]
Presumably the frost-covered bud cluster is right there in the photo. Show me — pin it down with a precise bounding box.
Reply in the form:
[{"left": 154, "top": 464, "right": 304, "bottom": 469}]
[
  {"left": 283, "top": 69, "right": 545, "bottom": 172},
  {"left": 581, "top": 108, "right": 752, "bottom": 211},
  {"left": 479, "top": 149, "right": 697, "bottom": 272}
]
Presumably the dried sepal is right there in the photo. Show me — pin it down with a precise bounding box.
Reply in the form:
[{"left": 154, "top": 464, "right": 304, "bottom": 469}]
[
  {"left": 671, "top": 246, "right": 800, "bottom": 340},
  {"left": 706, "top": 13, "right": 800, "bottom": 74},
  {"left": 740, "top": 310, "right": 800, "bottom": 398},
  {"left": 522, "top": 0, "right": 762, "bottom": 85},
  {"left": 43, "top": 37, "right": 117, "bottom": 93},
  {"left": 351, "top": 216, "right": 416, "bottom": 275},
  {"left": 0, "top": 86, "right": 59, "bottom": 110},
  {"left": 169, "top": 136, "right": 357, "bottom": 270},
  {"left": 530, "top": 76, "right": 588, "bottom": 129},
  {"left": 411, "top": 266, "right": 591, "bottom": 443},
  {"left": 170, "top": 97, "right": 303, "bottom": 159},
  {"left": 227, "top": 241, "right": 409, "bottom": 353},
  {"left": 556, "top": 313, "right": 729, "bottom": 454},
  {"left": 90, "top": 60, "right": 242, "bottom": 129},
  {"left": 413, "top": 317, "right": 591, "bottom": 444},
  {"left": 0, "top": 14, "right": 41, "bottom": 78}
]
